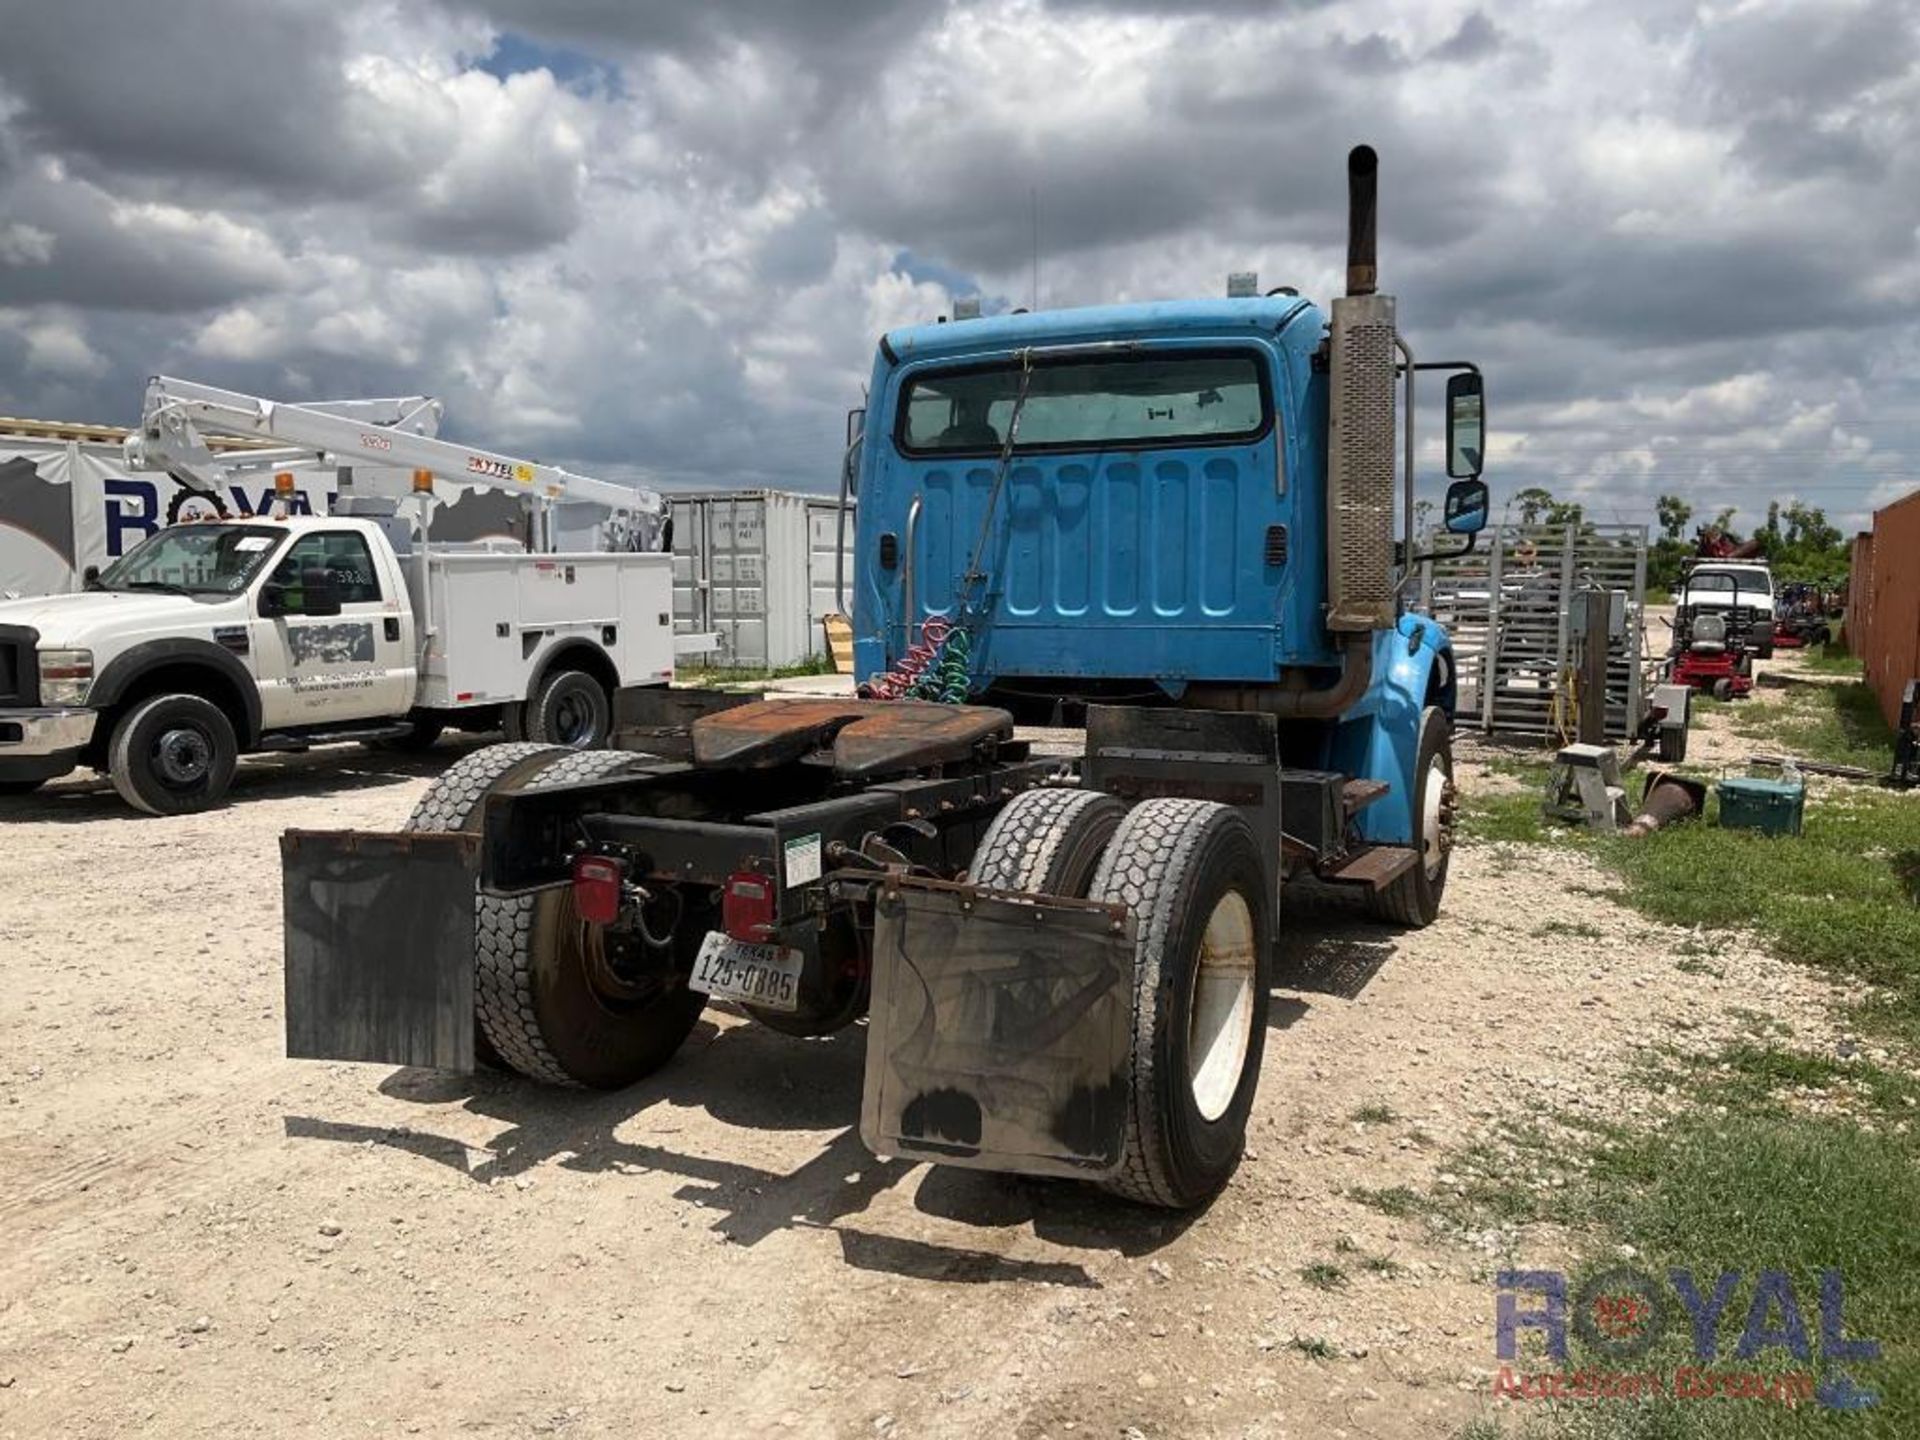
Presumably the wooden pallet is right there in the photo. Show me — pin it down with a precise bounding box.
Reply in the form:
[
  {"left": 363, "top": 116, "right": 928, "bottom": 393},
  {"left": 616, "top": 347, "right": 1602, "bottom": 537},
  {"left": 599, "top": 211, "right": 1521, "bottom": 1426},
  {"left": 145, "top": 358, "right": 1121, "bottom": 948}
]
[{"left": 821, "top": 612, "right": 856, "bottom": 676}]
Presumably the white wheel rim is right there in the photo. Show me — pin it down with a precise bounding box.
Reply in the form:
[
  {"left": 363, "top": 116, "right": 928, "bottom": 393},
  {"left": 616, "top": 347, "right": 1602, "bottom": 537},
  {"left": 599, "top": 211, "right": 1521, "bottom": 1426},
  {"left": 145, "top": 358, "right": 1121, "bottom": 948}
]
[
  {"left": 1188, "top": 890, "right": 1256, "bottom": 1122},
  {"left": 1421, "top": 751, "right": 1449, "bottom": 879}
]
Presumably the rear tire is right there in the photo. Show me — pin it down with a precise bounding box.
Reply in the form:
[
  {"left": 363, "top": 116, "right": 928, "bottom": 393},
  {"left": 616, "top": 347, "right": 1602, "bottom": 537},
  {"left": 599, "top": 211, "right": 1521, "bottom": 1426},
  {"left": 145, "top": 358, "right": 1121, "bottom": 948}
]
[
  {"left": 1365, "top": 706, "right": 1454, "bottom": 928},
  {"left": 404, "top": 742, "right": 572, "bottom": 1070},
  {"left": 1088, "top": 798, "right": 1271, "bottom": 1210},
  {"left": 523, "top": 668, "right": 612, "bottom": 749},
  {"left": 473, "top": 747, "right": 704, "bottom": 1089},
  {"left": 969, "top": 787, "right": 1128, "bottom": 897},
  {"left": 108, "top": 693, "right": 238, "bottom": 816},
  {"left": 402, "top": 742, "right": 568, "bottom": 833}
]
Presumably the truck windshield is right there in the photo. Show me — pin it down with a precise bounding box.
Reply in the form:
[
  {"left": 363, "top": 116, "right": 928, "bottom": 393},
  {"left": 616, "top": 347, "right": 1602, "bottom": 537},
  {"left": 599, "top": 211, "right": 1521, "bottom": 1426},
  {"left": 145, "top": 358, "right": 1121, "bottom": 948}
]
[
  {"left": 1688, "top": 573, "right": 1739, "bottom": 594},
  {"left": 98, "top": 524, "right": 284, "bottom": 596},
  {"left": 899, "top": 352, "right": 1269, "bottom": 454}
]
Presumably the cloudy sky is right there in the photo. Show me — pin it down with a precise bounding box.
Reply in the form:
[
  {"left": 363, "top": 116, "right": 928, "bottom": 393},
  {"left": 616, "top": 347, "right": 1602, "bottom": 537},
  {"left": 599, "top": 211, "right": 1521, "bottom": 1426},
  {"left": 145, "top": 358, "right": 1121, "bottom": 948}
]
[{"left": 0, "top": 0, "right": 1915, "bottom": 532}]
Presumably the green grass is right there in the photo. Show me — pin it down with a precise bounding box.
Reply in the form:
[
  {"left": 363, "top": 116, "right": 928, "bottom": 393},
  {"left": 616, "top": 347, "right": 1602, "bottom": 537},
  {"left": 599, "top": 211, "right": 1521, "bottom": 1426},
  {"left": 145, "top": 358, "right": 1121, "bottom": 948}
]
[
  {"left": 1444, "top": 676, "right": 1920, "bottom": 1438},
  {"left": 1349, "top": 1184, "right": 1425, "bottom": 1219},
  {"left": 1300, "top": 1261, "right": 1348, "bottom": 1290},
  {"left": 1359, "top": 1253, "right": 1404, "bottom": 1277},
  {"left": 676, "top": 654, "right": 839, "bottom": 684},
  {"left": 1595, "top": 789, "right": 1920, "bottom": 1043},
  {"left": 1463, "top": 788, "right": 1554, "bottom": 844},
  {"left": 1290, "top": 1335, "right": 1338, "bottom": 1360},
  {"left": 1795, "top": 641, "right": 1862, "bottom": 677},
  {"left": 1350, "top": 1102, "right": 1399, "bottom": 1124},
  {"left": 1540, "top": 1114, "right": 1920, "bottom": 1437},
  {"left": 1727, "top": 680, "right": 1894, "bottom": 770}
]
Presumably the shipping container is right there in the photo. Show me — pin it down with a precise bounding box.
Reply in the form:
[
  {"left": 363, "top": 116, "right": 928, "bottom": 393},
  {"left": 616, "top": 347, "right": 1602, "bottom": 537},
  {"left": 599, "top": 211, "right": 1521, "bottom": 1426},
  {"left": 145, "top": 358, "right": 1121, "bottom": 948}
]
[
  {"left": 668, "top": 489, "right": 855, "bottom": 670},
  {"left": 1848, "top": 531, "right": 1874, "bottom": 658},
  {"left": 1863, "top": 490, "right": 1920, "bottom": 731}
]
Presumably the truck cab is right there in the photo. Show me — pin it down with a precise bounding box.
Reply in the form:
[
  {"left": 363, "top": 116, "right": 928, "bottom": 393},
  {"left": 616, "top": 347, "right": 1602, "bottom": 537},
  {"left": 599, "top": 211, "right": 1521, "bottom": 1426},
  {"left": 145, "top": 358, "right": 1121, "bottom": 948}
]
[
  {"left": 855, "top": 299, "right": 1341, "bottom": 690},
  {"left": 848, "top": 282, "right": 1488, "bottom": 862}
]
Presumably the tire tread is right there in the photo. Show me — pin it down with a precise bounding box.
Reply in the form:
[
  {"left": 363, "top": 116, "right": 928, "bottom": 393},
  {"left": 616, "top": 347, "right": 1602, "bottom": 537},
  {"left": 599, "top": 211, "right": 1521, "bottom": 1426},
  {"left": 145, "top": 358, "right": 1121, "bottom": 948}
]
[
  {"left": 472, "top": 748, "right": 654, "bottom": 1086},
  {"left": 1088, "top": 797, "right": 1248, "bottom": 1208}
]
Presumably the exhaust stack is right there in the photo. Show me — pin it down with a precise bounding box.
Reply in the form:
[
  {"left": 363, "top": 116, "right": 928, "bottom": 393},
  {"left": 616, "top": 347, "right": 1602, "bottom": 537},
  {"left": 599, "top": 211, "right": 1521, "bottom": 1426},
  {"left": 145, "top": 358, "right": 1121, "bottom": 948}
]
[
  {"left": 1324, "top": 144, "right": 1398, "bottom": 633},
  {"left": 1346, "top": 144, "right": 1378, "bottom": 296}
]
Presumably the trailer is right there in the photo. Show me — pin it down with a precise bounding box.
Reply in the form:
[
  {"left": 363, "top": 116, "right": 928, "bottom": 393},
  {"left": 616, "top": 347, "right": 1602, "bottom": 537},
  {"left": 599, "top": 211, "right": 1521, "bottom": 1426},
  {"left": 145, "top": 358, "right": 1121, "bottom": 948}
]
[{"left": 281, "top": 147, "right": 1493, "bottom": 1208}]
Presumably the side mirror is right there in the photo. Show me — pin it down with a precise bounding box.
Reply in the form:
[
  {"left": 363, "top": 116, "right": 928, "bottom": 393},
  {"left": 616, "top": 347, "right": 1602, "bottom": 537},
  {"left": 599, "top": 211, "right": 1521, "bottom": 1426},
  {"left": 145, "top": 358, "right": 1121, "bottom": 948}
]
[
  {"left": 299, "top": 566, "right": 343, "bottom": 617},
  {"left": 1443, "top": 477, "right": 1490, "bottom": 535},
  {"left": 842, "top": 406, "right": 866, "bottom": 499},
  {"left": 1445, "top": 372, "right": 1485, "bottom": 479},
  {"left": 82, "top": 564, "right": 101, "bottom": 589}
]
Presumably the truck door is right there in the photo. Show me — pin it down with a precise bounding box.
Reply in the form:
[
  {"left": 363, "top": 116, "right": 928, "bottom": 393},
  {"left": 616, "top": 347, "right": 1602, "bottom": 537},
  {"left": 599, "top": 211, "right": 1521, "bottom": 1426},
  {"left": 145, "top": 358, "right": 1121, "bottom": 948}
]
[{"left": 254, "top": 530, "right": 416, "bottom": 728}]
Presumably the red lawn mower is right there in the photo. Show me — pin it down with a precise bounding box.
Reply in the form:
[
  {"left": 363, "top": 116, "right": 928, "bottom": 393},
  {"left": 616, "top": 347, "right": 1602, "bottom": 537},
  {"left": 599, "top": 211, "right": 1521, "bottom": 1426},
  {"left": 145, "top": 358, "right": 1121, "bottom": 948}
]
[{"left": 1670, "top": 609, "right": 1754, "bottom": 701}]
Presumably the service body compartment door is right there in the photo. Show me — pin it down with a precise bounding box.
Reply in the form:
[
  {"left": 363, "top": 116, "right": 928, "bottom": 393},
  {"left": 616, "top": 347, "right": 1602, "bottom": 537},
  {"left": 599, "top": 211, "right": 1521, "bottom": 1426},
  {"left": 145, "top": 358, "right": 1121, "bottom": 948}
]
[
  {"left": 861, "top": 878, "right": 1136, "bottom": 1179},
  {"left": 282, "top": 830, "right": 476, "bottom": 1070}
]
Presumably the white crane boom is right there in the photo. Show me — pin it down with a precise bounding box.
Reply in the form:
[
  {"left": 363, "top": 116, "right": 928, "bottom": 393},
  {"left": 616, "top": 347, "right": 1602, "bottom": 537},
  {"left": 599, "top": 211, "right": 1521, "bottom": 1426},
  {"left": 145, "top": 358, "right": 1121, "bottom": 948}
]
[{"left": 126, "top": 376, "right": 666, "bottom": 549}]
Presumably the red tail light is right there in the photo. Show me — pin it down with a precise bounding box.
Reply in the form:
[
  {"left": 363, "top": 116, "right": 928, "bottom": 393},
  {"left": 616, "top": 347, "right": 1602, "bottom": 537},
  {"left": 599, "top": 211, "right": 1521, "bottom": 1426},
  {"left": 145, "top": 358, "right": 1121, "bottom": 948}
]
[
  {"left": 571, "top": 854, "right": 628, "bottom": 927},
  {"left": 723, "top": 872, "right": 776, "bottom": 942}
]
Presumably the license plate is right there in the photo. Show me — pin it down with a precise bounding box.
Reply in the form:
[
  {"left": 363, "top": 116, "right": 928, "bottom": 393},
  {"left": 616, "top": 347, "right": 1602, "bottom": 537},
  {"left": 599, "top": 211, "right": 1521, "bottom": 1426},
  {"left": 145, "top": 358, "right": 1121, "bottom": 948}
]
[{"left": 690, "top": 932, "right": 804, "bottom": 1013}]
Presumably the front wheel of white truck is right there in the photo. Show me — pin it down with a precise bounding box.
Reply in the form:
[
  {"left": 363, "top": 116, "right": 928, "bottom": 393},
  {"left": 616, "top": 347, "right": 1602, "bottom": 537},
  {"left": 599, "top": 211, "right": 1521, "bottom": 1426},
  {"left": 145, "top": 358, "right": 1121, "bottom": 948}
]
[{"left": 108, "top": 693, "right": 239, "bottom": 816}]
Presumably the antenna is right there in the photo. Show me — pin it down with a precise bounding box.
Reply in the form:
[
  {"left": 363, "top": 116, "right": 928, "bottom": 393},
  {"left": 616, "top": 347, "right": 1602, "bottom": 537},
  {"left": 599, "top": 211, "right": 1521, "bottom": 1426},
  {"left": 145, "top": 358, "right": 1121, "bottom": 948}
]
[{"left": 1030, "top": 186, "right": 1040, "bottom": 311}]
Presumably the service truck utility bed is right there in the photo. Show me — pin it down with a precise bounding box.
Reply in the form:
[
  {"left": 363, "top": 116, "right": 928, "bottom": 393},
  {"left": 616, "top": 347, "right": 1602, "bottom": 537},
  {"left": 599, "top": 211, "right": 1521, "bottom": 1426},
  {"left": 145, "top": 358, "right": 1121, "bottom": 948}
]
[{"left": 413, "top": 550, "right": 674, "bottom": 709}]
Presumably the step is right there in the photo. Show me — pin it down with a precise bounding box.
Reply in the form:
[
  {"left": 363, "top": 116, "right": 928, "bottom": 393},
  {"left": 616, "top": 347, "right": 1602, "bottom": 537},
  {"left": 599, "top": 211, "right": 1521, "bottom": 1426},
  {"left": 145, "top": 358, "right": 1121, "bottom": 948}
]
[
  {"left": 1340, "top": 779, "right": 1391, "bottom": 815},
  {"left": 1319, "top": 845, "right": 1419, "bottom": 891}
]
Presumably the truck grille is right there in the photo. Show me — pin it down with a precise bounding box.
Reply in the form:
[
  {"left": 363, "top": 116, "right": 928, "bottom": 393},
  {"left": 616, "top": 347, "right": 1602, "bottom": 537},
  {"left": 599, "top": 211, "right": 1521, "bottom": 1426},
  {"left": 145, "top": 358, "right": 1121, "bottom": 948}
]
[{"left": 0, "top": 627, "right": 39, "bottom": 707}]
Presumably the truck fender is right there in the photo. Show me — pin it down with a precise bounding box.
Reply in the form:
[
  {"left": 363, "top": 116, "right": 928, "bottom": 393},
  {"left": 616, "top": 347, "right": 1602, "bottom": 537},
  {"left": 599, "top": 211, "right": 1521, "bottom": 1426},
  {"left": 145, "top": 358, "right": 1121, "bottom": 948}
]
[
  {"left": 87, "top": 639, "right": 263, "bottom": 746},
  {"left": 525, "top": 636, "right": 620, "bottom": 699},
  {"left": 1340, "top": 614, "right": 1455, "bottom": 847}
]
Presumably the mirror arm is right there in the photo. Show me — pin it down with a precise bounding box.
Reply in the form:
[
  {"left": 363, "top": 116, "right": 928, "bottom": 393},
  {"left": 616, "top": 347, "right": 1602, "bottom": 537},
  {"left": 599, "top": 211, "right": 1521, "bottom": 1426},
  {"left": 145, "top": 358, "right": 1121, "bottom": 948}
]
[{"left": 1406, "top": 530, "right": 1478, "bottom": 568}]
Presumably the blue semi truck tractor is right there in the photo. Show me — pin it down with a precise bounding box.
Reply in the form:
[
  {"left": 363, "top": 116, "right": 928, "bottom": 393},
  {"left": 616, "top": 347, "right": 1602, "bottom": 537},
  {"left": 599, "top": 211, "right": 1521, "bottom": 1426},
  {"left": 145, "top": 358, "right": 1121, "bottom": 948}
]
[{"left": 282, "top": 146, "right": 1490, "bottom": 1209}]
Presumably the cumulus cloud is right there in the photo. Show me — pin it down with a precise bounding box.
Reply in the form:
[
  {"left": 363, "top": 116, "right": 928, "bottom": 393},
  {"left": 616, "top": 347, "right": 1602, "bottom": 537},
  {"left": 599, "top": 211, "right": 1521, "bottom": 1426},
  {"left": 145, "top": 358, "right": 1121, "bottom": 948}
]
[{"left": 0, "top": 0, "right": 1913, "bottom": 530}]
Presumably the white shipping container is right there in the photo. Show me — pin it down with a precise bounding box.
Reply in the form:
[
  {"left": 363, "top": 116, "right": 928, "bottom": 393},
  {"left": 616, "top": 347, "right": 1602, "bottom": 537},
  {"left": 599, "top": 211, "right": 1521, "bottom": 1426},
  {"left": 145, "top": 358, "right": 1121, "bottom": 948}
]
[{"left": 670, "top": 489, "right": 854, "bottom": 670}]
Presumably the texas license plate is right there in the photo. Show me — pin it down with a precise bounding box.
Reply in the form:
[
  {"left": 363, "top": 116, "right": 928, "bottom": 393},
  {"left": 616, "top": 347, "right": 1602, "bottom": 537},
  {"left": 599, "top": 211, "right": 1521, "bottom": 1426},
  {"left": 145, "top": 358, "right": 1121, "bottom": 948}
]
[{"left": 690, "top": 932, "right": 804, "bottom": 1012}]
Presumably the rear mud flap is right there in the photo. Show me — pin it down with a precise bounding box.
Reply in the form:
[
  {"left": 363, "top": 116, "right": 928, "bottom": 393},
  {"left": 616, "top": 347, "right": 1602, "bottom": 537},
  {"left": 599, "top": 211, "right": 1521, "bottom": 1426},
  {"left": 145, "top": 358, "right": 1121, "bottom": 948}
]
[
  {"left": 282, "top": 830, "right": 476, "bottom": 1071},
  {"left": 860, "top": 877, "right": 1136, "bottom": 1180}
]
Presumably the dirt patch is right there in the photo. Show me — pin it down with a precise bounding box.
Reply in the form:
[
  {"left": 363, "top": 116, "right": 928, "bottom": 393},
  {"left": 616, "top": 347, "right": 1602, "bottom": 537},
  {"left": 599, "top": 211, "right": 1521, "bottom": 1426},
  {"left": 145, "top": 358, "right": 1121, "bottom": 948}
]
[{"left": 0, "top": 728, "right": 1848, "bottom": 1439}]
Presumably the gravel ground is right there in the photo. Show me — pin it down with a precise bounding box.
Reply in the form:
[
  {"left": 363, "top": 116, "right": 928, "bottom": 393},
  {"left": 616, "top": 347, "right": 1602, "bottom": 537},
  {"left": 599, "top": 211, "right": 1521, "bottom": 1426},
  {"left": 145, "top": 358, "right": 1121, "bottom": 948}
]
[{"left": 0, "top": 654, "right": 1851, "bottom": 1440}]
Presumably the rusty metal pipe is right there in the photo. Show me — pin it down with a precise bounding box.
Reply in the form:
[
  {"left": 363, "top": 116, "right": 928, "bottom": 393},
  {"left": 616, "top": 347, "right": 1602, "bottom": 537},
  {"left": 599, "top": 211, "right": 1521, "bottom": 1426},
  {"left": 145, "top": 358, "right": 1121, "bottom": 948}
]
[
  {"left": 1186, "top": 634, "right": 1375, "bottom": 720},
  {"left": 1346, "top": 145, "right": 1378, "bottom": 297}
]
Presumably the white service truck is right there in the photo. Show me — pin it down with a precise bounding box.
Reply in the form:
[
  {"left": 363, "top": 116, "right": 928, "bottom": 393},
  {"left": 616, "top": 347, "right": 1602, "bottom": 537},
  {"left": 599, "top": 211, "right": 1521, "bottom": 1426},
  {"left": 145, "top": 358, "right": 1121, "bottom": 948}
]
[
  {"left": 0, "top": 378, "right": 687, "bottom": 814},
  {"left": 1677, "top": 559, "right": 1777, "bottom": 661}
]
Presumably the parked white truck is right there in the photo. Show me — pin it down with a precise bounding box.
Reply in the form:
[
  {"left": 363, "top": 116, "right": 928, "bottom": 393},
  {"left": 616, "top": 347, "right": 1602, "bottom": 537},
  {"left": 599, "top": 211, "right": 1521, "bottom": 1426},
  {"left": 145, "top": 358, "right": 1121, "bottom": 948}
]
[
  {"left": 1677, "top": 559, "right": 1777, "bottom": 661},
  {"left": 0, "top": 378, "right": 685, "bottom": 813}
]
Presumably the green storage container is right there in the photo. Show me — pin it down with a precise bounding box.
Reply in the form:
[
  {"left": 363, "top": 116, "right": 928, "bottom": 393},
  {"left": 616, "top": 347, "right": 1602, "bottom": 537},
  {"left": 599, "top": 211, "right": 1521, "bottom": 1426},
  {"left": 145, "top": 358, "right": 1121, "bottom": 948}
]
[{"left": 1717, "top": 775, "right": 1805, "bottom": 837}]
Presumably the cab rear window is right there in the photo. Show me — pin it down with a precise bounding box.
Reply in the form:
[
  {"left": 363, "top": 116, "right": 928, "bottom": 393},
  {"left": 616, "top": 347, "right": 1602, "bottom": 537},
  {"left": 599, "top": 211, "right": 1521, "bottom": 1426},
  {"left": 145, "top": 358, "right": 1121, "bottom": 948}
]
[{"left": 899, "top": 352, "right": 1270, "bottom": 455}]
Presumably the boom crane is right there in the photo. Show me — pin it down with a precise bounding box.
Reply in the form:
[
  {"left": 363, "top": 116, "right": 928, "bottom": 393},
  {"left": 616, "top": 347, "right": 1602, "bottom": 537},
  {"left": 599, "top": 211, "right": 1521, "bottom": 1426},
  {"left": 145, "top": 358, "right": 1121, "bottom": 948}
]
[{"left": 125, "top": 376, "right": 668, "bottom": 553}]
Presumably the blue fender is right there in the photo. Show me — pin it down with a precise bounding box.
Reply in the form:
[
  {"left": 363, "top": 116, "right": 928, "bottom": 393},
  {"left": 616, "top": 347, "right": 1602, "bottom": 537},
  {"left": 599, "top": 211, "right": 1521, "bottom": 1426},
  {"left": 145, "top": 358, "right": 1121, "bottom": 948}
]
[{"left": 1334, "top": 613, "right": 1457, "bottom": 846}]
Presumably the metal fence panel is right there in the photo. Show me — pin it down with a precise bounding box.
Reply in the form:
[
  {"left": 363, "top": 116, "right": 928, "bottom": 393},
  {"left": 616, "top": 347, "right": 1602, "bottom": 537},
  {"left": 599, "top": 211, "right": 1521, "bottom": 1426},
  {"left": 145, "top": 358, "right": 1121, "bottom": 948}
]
[{"left": 1418, "top": 522, "right": 1651, "bottom": 740}]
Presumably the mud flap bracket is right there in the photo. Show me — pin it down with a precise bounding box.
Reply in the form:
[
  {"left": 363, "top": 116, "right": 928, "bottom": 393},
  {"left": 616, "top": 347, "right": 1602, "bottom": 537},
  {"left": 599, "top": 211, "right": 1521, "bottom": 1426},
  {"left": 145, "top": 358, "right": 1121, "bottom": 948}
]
[
  {"left": 860, "top": 876, "right": 1136, "bottom": 1180},
  {"left": 282, "top": 829, "right": 477, "bottom": 1070}
]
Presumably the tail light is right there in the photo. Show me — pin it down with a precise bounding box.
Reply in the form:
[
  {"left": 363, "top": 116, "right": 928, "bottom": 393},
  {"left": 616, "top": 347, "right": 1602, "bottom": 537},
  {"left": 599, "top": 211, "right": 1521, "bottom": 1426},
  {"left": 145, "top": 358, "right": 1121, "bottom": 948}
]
[
  {"left": 571, "top": 854, "right": 628, "bottom": 927},
  {"left": 723, "top": 872, "right": 776, "bottom": 942}
]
